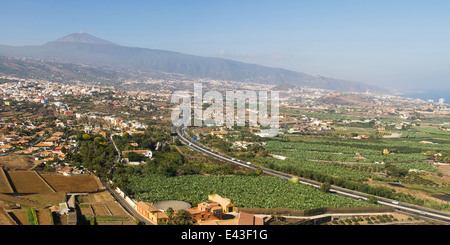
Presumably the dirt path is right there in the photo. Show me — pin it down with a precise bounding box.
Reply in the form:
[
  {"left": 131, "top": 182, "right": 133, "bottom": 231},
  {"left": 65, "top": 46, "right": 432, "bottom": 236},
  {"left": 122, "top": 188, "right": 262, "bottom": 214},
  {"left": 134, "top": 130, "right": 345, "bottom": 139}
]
[{"left": 0, "top": 193, "right": 47, "bottom": 209}]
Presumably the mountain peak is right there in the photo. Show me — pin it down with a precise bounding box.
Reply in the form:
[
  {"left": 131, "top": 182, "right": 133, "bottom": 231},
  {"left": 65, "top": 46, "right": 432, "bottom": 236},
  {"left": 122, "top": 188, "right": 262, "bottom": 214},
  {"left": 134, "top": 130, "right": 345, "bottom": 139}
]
[{"left": 53, "top": 32, "right": 118, "bottom": 46}]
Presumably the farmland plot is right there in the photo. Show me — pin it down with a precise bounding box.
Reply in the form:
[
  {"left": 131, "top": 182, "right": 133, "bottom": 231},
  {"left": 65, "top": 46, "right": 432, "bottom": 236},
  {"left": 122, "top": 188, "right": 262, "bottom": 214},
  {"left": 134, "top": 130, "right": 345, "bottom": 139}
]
[
  {"left": 8, "top": 171, "right": 54, "bottom": 194},
  {"left": 91, "top": 204, "right": 112, "bottom": 216},
  {"left": 40, "top": 173, "right": 103, "bottom": 192}
]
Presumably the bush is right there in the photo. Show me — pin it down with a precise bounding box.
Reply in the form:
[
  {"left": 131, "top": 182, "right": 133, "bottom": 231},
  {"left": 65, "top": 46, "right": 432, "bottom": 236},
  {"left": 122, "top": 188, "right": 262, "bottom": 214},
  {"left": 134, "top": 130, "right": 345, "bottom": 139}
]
[{"left": 367, "top": 195, "right": 378, "bottom": 205}]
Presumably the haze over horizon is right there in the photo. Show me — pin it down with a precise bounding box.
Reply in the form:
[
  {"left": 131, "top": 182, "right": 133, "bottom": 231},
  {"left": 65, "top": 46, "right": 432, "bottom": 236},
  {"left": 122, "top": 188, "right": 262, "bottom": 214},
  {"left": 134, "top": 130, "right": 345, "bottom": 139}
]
[{"left": 1, "top": 0, "right": 450, "bottom": 92}]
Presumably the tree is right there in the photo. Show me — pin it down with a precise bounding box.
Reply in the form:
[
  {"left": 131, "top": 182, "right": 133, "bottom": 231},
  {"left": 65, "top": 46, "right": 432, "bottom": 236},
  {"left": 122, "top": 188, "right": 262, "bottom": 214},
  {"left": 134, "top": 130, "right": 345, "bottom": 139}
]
[
  {"left": 166, "top": 207, "right": 174, "bottom": 223},
  {"left": 82, "top": 134, "right": 92, "bottom": 141},
  {"left": 172, "top": 210, "right": 195, "bottom": 225},
  {"left": 174, "top": 138, "right": 182, "bottom": 146}
]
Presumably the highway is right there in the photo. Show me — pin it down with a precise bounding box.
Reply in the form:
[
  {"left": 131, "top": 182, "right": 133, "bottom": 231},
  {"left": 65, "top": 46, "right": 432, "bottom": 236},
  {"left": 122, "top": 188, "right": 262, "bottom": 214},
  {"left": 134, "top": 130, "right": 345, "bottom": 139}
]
[{"left": 175, "top": 125, "right": 450, "bottom": 224}]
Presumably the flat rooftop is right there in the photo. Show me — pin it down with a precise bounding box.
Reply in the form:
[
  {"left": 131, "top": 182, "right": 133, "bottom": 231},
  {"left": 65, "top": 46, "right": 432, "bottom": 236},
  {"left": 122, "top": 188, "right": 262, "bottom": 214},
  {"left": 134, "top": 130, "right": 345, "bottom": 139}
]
[{"left": 153, "top": 200, "right": 191, "bottom": 211}]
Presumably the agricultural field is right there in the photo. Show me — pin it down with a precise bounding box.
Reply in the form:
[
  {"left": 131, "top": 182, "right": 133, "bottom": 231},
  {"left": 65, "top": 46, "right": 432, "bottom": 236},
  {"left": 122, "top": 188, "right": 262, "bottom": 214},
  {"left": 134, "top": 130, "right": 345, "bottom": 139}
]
[
  {"left": 0, "top": 154, "right": 37, "bottom": 171},
  {"left": 128, "top": 174, "right": 377, "bottom": 210},
  {"left": 8, "top": 209, "right": 29, "bottom": 225},
  {"left": 91, "top": 203, "right": 112, "bottom": 216},
  {"left": 105, "top": 202, "right": 130, "bottom": 216},
  {"left": 194, "top": 119, "right": 450, "bottom": 210},
  {"left": 79, "top": 204, "right": 94, "bottom": 217},
  {"left": 36, "top": 209, "right": 54, "bottom": 225},
  {"left": 77, "top": 191, "right": 135, "bottom": 225},
  {"left": 5, "top": 208, "right": 53, "bottom": 225},
  {"left": 259, "top": 136, "right": 442, "bottom": 179},
  {"left": 264, "top": 136, "right": 447, "bottom": 165},
  {"left": 40, "top": 173, "right": 104, "bottom": 192},
  {"left": 8, "top": 171, "right": 54, "bottom": 194},
  {"left": 326, "top": 213, "right": 426, "bottom": 225},
  {"left": 0, "top": 208, "right": 15, "bottom": 225},
  {"left": 17, "top": 192, "right": 66, "bottom": 207},
  {"left": 0, "top": 168, "right": 14, "bottom": 193}
]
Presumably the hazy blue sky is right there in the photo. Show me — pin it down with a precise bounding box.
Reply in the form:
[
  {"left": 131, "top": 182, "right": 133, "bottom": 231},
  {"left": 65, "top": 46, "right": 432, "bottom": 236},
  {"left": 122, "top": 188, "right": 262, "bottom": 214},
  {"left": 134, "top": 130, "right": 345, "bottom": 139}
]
[{"left": 1, "top": 0, "right": 450, "bottom": 91}]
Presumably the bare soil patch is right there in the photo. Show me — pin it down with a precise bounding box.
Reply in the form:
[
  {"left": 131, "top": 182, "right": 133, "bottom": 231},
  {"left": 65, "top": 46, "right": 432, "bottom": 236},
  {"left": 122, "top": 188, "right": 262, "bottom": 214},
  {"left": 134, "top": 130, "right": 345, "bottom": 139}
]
[
  {"left": 79, "top": 204, "right": 94, "bottom": 217},
  {"left": 105, "top": 202, "right": 129, "bottom": 216},
  {"left": 36, "top": 209, "right": 53, "bottom": 225},
  {"left": 0, "top": 208, "right": 16, "bottom": 225},
  {"left": 0, "top": 193, "right": 46, "bottom": 209},
  {"left": 0, "top": 154, "right": 36, "bottom": 171},
  {"left": 91, "top": 203, "right": 111, "bottom": 216},
  {"left": 0, "top": 168, "right": 14, "bottom": 193},
  {"left": 40, "top": 173, "right": 103, "bottom": 193},
  {"left": 8, "top": 171, "right": 54, "bottom": 194},
  {"left": 8, "top": 209, "right": 29, "bottom": 225},
  {"left": 18, "top": 192, "right": 66, "bottom": 207}
]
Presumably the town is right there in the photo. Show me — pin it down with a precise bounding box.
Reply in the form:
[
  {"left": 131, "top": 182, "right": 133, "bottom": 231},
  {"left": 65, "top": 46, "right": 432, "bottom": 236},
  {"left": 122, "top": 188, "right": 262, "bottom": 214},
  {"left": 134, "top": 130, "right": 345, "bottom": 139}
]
[{"left": 0, "top": 75, "right": 449, "bottom": 226}]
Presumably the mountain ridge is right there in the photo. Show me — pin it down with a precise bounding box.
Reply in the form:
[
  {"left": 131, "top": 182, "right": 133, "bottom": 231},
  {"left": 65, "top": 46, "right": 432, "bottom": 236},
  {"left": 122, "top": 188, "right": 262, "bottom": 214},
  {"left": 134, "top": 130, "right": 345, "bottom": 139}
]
[
  {"left": 52, "top": 31, "right": 118, "bottom": 46},
  {"left": 0, "top": 32, "right": 388, "bottom": 93}
]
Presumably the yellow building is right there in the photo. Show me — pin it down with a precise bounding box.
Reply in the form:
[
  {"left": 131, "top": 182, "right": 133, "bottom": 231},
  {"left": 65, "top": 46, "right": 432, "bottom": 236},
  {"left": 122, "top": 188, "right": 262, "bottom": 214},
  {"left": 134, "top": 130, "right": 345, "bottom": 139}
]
[
  {"left": 136, "top": 201, "right": 169, "bottom": 224},
  {"left": 208, "top": 194, "right": 235, "bottom": 213}
]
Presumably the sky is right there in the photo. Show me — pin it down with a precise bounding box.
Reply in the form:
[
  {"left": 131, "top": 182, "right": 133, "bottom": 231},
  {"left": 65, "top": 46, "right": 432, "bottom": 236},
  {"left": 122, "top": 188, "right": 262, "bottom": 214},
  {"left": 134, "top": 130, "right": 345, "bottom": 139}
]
[{"left": 1, "top": 0, "right": 450, "bottom": 91}]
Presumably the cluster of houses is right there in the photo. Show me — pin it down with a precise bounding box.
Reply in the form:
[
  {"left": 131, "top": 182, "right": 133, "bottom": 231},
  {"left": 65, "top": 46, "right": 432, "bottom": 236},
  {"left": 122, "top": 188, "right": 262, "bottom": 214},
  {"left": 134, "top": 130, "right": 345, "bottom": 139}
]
[{"left": 136, "top": 194, "right": 263, "bottom": 225}]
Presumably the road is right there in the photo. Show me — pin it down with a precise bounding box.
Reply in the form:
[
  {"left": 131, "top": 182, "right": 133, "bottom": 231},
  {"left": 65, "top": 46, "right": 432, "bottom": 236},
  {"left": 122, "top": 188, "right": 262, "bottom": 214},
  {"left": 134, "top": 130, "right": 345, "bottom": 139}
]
[
  {"left": 175, "top": 125, "right": 450, "bottom": 224},
  {"left": 102, "top": 181, "right": 154, "bottom": 225},
  {"left": 99, "top": 133, "right": 155, "bottom": 225}
]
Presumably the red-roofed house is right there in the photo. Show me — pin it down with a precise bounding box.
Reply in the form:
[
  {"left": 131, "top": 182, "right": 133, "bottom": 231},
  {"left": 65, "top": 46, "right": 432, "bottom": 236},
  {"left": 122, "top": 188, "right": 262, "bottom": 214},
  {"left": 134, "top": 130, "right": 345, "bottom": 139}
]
[
  {"left": 186, "top": 202, "right": 223, "bottom": 222},
  {"left": 238, "top": 212, "right": 264, "bottom": 225}
]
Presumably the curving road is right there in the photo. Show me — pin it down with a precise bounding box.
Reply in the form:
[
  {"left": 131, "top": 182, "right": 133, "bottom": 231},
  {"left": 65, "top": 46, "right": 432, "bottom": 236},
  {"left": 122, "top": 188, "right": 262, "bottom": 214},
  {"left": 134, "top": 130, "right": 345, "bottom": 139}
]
[{"left": 175, "top": 125, "right": 450, "bottom": 224}]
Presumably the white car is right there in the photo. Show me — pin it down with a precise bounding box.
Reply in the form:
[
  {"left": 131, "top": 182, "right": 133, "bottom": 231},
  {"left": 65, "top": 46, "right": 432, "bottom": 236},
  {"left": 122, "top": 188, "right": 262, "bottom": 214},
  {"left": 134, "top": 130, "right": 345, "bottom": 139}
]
[
  {"left": 392, "top": 201, "right": 399, "bottom": 205},
  {"left": 247, "top": 162, "right": 252, "bottom": 165}
]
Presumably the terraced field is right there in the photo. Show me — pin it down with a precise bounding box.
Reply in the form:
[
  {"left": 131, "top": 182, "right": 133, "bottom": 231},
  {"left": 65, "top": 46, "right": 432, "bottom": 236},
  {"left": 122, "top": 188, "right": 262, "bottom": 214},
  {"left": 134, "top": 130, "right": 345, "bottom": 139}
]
[
  {"left": 40, "top": 173, "right": 103, "bottom": 192},
  {"left": 8, "top": 171, "right": 54, "bottom": 194}
]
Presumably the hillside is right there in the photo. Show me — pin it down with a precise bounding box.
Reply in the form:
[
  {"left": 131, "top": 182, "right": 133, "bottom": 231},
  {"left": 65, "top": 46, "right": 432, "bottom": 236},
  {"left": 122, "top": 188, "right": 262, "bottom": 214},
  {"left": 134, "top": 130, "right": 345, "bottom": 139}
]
[{"left": 0, "top": 32, "right": 387, "bottom": 93}]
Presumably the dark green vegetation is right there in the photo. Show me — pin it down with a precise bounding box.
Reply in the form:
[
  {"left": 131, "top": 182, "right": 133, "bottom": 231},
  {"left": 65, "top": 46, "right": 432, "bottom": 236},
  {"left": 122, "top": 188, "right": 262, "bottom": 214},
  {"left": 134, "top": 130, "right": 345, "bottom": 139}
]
[
  {"left": 110, "top": 127, "right": 375, "bottom": 210},
  {"left": 127, "top": 174, "right": 375, "bottom": 210},
  {"left": 68, "top": 132, "right": 116, "bottom": 180},
  {"left": 197, "top": 123, "right": 450, "bottom": 211},
  {"left": 26, "top": 208, "right": 39, "bottom": 225}
]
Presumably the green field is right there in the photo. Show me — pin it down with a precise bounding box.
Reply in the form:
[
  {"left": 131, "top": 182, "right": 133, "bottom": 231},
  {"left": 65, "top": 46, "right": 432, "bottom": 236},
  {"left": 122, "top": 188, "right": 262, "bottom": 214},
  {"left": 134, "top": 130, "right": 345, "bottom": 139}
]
[
  {"left": 259, "top": 136, "right": 443, "bottom": 180},
  {"left": 128, "top": 174, "right": 375, "bottom": 210}
]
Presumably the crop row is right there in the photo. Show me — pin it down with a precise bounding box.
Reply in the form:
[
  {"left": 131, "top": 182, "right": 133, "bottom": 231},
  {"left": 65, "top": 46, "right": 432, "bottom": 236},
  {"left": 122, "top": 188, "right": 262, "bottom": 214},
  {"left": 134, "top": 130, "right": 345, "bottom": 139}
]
[{"left": 127, "top": 174, "right": 375, "bottom": 210}]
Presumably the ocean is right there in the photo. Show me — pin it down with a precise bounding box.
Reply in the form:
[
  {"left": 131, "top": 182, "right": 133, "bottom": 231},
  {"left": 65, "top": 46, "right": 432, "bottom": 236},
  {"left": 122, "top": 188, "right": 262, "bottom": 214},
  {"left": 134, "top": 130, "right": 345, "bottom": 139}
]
[{"left": 401, "top": 89, "right": 450, "bottom": 104}]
